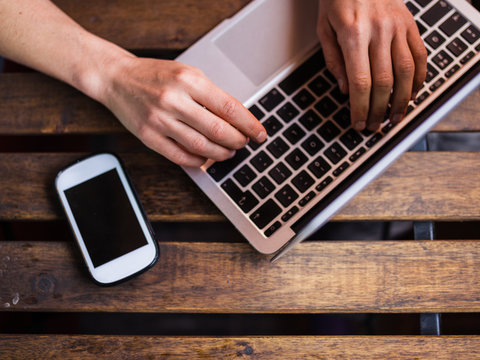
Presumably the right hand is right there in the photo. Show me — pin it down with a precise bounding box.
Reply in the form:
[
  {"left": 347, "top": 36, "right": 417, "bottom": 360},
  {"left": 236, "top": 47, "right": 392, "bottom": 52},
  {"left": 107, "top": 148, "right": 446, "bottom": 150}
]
[{"left": 101, "top": 56, "right": 267, "bottom": 167}]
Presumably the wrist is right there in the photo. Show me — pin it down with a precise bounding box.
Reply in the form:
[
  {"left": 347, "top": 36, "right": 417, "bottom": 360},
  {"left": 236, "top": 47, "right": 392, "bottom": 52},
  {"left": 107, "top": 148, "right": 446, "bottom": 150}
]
[{"left": 69, "top": 31, "right": 135, "bottom": 105}]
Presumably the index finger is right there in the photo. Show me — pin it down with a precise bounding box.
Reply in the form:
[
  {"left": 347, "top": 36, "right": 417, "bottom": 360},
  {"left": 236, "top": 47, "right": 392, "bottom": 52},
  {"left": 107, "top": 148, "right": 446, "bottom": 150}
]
[{"left": 190, "top": 76, "right": 267, "bottom": 143}]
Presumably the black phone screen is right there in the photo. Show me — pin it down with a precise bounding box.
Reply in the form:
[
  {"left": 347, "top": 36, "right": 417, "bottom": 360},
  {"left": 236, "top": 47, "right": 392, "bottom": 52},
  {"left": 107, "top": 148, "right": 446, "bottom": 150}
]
[{"left": 64, "top": 169, "right": 148, "bottom": 267}]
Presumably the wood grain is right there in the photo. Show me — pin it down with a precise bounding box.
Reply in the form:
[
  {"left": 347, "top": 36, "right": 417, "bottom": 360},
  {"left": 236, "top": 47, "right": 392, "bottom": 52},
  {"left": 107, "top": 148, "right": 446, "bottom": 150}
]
[
  {"left": 1, "top": 335, "right": 480, "bottom": 359},
  {"left": 1, "top": 73, "right": 480, "bottom": 135},
  {"left": 1, "top": 152, "right": 480, "bottom": 222},
  {"left": 53, "top": 0, "right": 252, "bottom": 50},
  {"left": 1, "top": 240, "right": 480, "bottom": 313}
]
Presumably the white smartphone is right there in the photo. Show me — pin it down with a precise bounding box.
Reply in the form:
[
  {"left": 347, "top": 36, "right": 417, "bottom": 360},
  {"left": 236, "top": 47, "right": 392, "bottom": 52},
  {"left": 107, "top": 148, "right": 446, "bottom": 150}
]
[{"left": 55, "top": 153, "right": 159, "bottom": 286}]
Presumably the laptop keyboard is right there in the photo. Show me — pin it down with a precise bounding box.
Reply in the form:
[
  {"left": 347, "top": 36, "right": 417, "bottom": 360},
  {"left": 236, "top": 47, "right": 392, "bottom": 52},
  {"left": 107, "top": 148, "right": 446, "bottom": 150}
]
[{"left": 206, "top": 0, "right": 480, "bottom": 238}]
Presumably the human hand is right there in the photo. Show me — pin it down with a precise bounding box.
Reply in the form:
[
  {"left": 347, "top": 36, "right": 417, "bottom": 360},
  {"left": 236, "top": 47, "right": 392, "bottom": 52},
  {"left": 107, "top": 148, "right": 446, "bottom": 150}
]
[
  {"left": 316, "top": 0, "right": 427, "bottom": 131},
  {"left": 101, "top": 56, "right": 267, "bottom": 167}
]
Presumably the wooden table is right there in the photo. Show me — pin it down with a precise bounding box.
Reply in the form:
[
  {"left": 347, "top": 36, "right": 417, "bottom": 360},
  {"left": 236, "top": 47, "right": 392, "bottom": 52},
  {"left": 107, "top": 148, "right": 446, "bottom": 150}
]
[{"left": 1, "top": 1, "right": 480, "bottom": 358}]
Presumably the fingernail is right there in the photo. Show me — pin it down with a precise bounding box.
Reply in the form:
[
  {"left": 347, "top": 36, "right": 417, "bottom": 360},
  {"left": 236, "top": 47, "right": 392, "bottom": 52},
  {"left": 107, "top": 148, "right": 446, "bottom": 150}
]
[
  {"left": 411, "top": 92, "right": 418, "bottom": 101},
  {"left": 256, "top": 131, "right": 267, "bottom": 143},
  {"left": 244, "top": 137, "right": 250, "bottom": 146},
  {"left": 228, "top": 150, "right": 236, "bottom": 159},
  {"left": 354, "top": 122, "right": 365, "bottom": 131},
  {"left": 391, "top": 113, "right": 403, "bottom": 124}
]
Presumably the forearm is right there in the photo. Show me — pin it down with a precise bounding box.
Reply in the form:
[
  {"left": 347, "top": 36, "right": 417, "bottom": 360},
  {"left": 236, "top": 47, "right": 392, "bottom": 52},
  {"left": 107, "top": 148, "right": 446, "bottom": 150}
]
[{"left": 0, "top": 0, "right": 133, "bottom": 102}]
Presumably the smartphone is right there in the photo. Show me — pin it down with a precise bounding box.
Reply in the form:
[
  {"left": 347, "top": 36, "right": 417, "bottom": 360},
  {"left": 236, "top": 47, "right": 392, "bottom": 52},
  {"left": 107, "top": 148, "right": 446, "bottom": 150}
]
[{"left": 55, "top": 153, "right": 159, "bottom": 286}]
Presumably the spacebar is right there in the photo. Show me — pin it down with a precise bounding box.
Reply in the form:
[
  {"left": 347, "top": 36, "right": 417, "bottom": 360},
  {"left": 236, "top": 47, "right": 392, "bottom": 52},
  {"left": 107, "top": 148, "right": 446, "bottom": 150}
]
[{"left": 206, "top": 147, "right": 251, "bottom": 182}]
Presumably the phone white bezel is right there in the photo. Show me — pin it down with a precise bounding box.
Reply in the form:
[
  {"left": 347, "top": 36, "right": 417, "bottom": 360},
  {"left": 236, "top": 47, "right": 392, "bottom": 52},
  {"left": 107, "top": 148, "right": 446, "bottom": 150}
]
[{"left": 55, "top": 153, "right": 157, "bottom": 285}]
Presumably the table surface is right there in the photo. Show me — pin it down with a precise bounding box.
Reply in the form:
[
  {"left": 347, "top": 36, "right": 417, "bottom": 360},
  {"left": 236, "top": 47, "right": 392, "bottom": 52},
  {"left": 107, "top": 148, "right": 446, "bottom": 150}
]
[{"left": 1, "top": 0, "right": 480, "bottom": 358}]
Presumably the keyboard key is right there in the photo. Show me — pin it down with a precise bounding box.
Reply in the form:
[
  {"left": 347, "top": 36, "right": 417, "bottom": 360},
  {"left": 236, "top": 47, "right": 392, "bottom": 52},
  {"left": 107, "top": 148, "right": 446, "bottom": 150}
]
[
  {"left": 207, "top": 147, "right": 251, "bottom": 182},
  {"left": 425, "top": 30, "right": 446, "bottom": 49},
  {"left": 429, "top": 77, "right": 445, "bottom": 92},
  {"left": 234, "top": 164, "right": 257, "bottom": 187},
  {"left": 432, "top": 50, "right": 453, "bottom": 70},
  {"left": 324, "top": 142, "right": 347, "bottom": 164},
  {"left": 317, "top": 121, "right": 341, "bottom": 142},
  {"left": 299, "top": 191, "right": 316, "bottom": 207},
  {"left": 323, "top": 69, "right": 337, "bottom": 83},
  {"left": 248, "top": 140, "right": 262, "bottom": 151},
  {"left": 340, "top": 129, "right": 363, "bottom": 150},
  {"left": 252, "top": 176, "right": 275, "bottom": 199},
  {"left": 406, "top": 105, "right": 415, "bottom": 115},
  {"left": 279, "top": 49, "right": 326, "bottom": 95},
  {"left": 301, "top": 134, "right": 324, "bottom": 156},
  {"left": 416, "top": 20, "right": 427, "bottom": 35},
  {"left": 269, "top": 162, "right": 292, "bottom": 184},
  {"left": 285, "top": 148, "right": 308, "bottom": 170},
  {"left": 316, "top": 176, "right": 333, "bottom": 192},
  {"left": 292, "top": 170, "right": 315, "bottom": 193},
  {"left": 366, "top": 133, "right": 383, "bottom": 147},
  {"left": 425, "top": 63, "right": 439, "bottom": 83},
  {"left": 281, "top": 206, "right": 299, "bottom": 222},
  {"left": 414, "top": 0, "right": 432, "bottom": 7},
  {"left": 440, "top": 12, "right": 467, "bottom": 36},
  {"left": 292, "top": 89, "right": 315, "bottom": 109},
  {"left": 421, "top": 1, "right": 452, "bottom": 27},
  {"left": 332, "top": 107, "right": 351, "bottom": 129},
  {"left": 330, "top": 86, "right": 349, "bottom": 104},
  {"left": 381, "top": 122, "right": 395, "bottom": 134},
  {"left": 266, "top": 137, "right": 290, "bottom": 158},
  {"left": 314, "top": 96, "right": 338, "bottom": 117},
  {"left": 275, "top": 184, "right": 299, "bottom": 207},
  {"left": 349, "top": 147, "right": 367, "bottom": 162},
  {"left": 250, "top": 150, "right": 273, "bottom": 172},
  {"left": 447, "top": 37, "right": 468, "bottom": 57},
  {"left": 445, "top": 64, "right": 460, "bottom": 78},
  {"left": 264, "top": 221, "right": 282, "bottom": 237},
  {"left": 308, "top": 75, "right": 331, "bottom": 96},
  {"left": 283, "top": 123, "right": 306, "bottom": 144},
  {"left": 460, "top": 51, "right": 475, "bottom": 64},
  {"left": 259, "top": 88, "right": 285, "bottom": 112},
  {"left": 249, "top": 105, "right": 265, "bottom": 120},
  {"left": 333, "top": 161, "right": 350, "bottom": 177},
  {"left": 299, "top": 109, "right": 322, "bottom": 130},
  {"left": 461, "top": 25, "right": 480, "bottom": 44},
  {"left": 414, "top": 91, "right": 430, "bottom": 105},
  {"left": 221, "top": 179, "right": 259, "bottom": 213},
  {"left": 277, "top": 102, "right": 300, "bottom": 123},
  {"left": 250, "top": 199, "right": 282, "bottom": 229},
  {"left": 308, "top": 155, "right": 332, "bottom": 178},
  {"left": 262, "top": 115, "right": 284, "bottom": 136},
  {"left": 406, "top": 1, "right": 420, "bottom": 15}
]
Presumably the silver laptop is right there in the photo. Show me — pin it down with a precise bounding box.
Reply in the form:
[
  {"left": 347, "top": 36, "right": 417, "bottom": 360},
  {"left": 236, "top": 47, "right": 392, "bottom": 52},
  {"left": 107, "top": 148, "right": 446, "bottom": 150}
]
[{"left": 177, "top": 0, "right": 480, "bottom": 260}]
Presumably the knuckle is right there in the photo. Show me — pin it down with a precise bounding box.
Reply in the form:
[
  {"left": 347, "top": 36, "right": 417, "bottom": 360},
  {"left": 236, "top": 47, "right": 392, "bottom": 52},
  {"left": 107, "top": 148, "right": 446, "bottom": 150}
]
[
  {"left": 209, "top": 121, "right": 227, "bottom": 142},
  {"left": 189, "top": 135, "right": 208, "bottom": 154},
  {"left": 373, "top": 72, "right": 394, "bottom": 90},
  {"left": 171, "top": 151, "right": 191, "bottom": 167},
  {"left": 172, "top": 66, "right": 198, "bottom": 85},
  {"left": 351, "top": 75, "right": 371, "bottom": 93},
  {"left": 397, "top": 58, "right": 415, "bottom": 76},
  {"left": 156, "top": 89, "right": 175, "bottom": 109},
  {"left": 221, "top": 98, "right": 238, "bottom": 119}
]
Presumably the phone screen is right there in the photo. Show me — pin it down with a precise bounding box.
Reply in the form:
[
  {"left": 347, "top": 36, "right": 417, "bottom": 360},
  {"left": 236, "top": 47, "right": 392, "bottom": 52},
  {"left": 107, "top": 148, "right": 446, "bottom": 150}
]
[{"left": 64, "top": 168, "right": 148, "bottom": 268}]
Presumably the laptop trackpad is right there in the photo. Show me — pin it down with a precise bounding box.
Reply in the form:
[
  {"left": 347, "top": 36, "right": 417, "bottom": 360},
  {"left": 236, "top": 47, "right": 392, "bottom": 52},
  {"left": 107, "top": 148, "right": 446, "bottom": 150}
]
[{"left": 214, "top": 0, "right": 318, "bottom": 86}]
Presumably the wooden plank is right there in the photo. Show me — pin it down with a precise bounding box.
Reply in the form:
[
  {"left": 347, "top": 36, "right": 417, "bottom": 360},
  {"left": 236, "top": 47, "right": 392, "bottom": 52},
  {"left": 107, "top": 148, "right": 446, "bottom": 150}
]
[
  {"left": 1, "top": 73, "right": 480, "bottom": 135},
  {"left": 1, "top": 335, "right": 480, "bottom": 359},
  {"left": 53, "top": 0, "right": 251, "bottom": 50},
  {"left": 1, "top": 152, "right": 480, "bottom": 222},
  {"left": 1, "top": 240, "right": 480, "bottom": 312}
]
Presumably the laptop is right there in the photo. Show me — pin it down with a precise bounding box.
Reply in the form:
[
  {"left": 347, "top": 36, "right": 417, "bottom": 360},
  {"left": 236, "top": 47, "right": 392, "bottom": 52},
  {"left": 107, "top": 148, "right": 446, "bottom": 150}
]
[{"left": 176, "top": 0, "right": 480, "bottom": 261}]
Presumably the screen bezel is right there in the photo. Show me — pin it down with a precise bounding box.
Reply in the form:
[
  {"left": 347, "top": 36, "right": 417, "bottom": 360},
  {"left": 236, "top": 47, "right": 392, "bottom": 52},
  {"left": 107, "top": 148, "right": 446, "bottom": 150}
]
[{"left": 55, "top": 153, "right": 158, "bottom": 285}]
